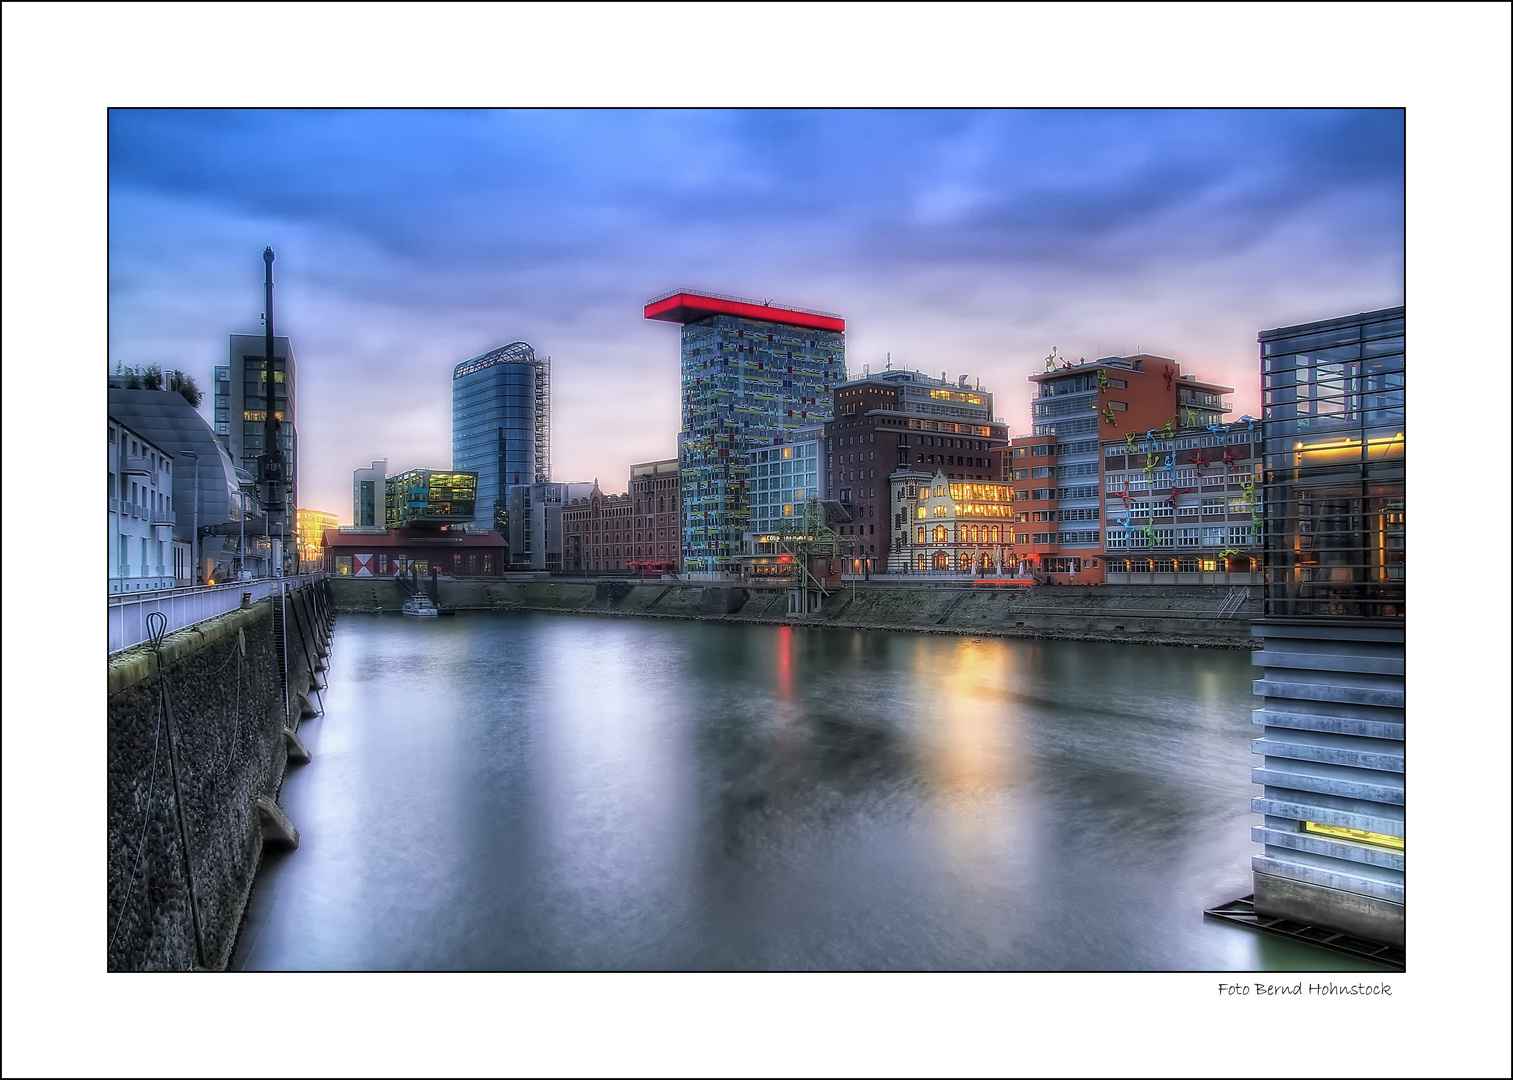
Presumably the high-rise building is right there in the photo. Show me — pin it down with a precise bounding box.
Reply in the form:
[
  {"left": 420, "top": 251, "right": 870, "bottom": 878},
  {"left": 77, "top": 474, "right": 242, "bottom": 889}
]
[
  {"left": 1008, "top": 353, "right": 1234, "bottom": 583},
  {"left": 827, "top": 367, "right": 1010, "bottom": 573},
  {"left": 452, "top": 342, "right": 551, "bottom": 532},
  {"left": 1240, "top": 306, "right": 1404, "bottom": 951},
  {"left": 645, "top": 290, "right": 846, "bottom": 576},
  {"left": 745, "top": 425, "right": 824, "bottom": 541},
  {"left": 214, "top": 334, "right": 297, "bottom": 536},
  {"left": 353, "top": 459, "right": 387, "bottom": 528}
]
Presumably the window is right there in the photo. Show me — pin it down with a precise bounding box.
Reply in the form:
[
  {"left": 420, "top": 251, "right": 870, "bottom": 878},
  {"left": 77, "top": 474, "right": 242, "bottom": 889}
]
[
  {"left": 1202, "top": 527, "right": 1224, "bottom": 547},
  {"left": 1178, "top": 556, "right": 1200, "bottom": 572},
  {"left": 1202, "top": 498, "right": 1225, "bottom": 516},
  {"left": 1107, "top": 559, "right": 1128, "bottom": 573}
]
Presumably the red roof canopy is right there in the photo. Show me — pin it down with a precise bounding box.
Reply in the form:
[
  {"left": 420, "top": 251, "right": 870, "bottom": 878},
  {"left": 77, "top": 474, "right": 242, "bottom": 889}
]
[{"left": 644, "top": 291, "right": 844, "bottom": 333}]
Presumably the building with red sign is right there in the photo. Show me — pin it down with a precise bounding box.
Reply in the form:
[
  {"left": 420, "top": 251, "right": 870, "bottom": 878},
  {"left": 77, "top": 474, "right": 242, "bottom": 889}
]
[{"left": 645, "top": 289, "right": 846, "bottom": 575}]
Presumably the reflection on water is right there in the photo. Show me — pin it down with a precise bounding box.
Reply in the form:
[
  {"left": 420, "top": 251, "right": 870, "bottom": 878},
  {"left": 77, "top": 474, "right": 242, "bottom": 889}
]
[{"left": 233, "top": 613, "right": 1390, "bottom": 971}]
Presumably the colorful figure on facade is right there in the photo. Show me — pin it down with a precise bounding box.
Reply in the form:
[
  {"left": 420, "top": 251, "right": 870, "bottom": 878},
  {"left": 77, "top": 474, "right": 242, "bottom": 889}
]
[
  {"left": 1098, "top": 369, "right": 1110, "bottom": 392},
  {"left": 1044, "top": 346, "right": 1060, "bottom": 371},
  {"left": 1125, "top": 432, "right": 1138, "bottom": 453},
  {"left": 1163, "top": 365, "right": 1177, "bottom": 389},
  {"left": 1103, "top": 405, "right": 1118, "bottom": 426}
]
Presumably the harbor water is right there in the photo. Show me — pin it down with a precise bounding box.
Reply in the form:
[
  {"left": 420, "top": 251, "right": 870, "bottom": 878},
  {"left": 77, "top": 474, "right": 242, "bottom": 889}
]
[{"left": 233, "top": 612, "right": 1391, "bottom": 971}]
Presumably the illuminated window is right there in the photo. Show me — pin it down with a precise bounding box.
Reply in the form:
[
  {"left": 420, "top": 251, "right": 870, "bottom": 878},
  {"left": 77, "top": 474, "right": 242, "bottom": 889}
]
[
  {"left": 916, "top": 507, "right": 927, "bottom": 520},
  {"left": 916, "top": 526, "right": 926, "bottom": 544},
  {"left": 1303, "top": 821, "right": 1403, "bottom": 851},
  {"left": 933, "top": 525, "right": 947, "bottom": 543}
]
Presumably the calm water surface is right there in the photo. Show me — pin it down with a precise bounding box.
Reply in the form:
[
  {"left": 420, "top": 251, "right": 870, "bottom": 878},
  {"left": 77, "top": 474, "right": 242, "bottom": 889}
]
[{"left": 234, "top": 612, "right": 1387, "bottom": 971}]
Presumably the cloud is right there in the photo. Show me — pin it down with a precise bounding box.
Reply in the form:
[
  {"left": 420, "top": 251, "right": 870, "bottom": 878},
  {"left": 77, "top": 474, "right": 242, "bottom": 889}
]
[{"left": 108, "top": 108, "right": 1403, "bottom": 516}]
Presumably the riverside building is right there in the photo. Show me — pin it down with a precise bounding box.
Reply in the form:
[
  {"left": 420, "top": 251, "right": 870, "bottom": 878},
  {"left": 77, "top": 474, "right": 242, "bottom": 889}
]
[
  {"left": 627, "top": 457, "right": 682, "bottom": 574},
  {"left": 108, "top": 417, "right": 188, "bottom": 591},
  {"left": 823, "top": 368, "right": 1009, "bottom": 575},
  {"left": 452, "top": 342, "right": 551, "bottom": 532},
  {"left": 562, "top": 483, "right": 634, "bottom": 573},
  {"left": 1010, "top": 354, "right": 1234, "bottom": 583},
  {"left": 352, "top": 459, "right": 387, "bottom": 529},
  {"left": 501, "top": 480, "right": 595, "bottom": 571},
  {"left": 892, "top": 470, "right": 1023, "bottom": 575},
  {"left": 644, "top": 290, "right": 846, "bottom": 576},
  {"left": 1243, "top": 306, "right": 1405, "bottom": 950}
]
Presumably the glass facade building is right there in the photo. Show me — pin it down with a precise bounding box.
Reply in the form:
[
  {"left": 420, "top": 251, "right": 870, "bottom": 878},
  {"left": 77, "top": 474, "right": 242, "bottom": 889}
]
[
  {"left": 452, "top": 342, "right": 551, "bottom": 532},
  {"left": 214, "top": 334, "right": 297, "bottom": 539},
  {"left": 645, "top": 291, "right": 845, "bottom": 575},
  {"left": 1243, "top": 305, "right": 1405, "bottom": 952},
  {"left": 384, "top": 470, "right": 478, "bottom": 529},
  {"left": 746, "top": 432, "right": 822, "bottom": 538},
  {"left": 1258, "top": 307, "right": 1404, "bottom": 618}
]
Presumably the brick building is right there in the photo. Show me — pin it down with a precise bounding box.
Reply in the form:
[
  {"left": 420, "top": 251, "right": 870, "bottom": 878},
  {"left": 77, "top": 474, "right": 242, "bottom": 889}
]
[
  {"left": 1008, "top": 353, "right": 1235, "bottom": 583},
  {"left": 626, "top": 457, "right": 681, "bottom": 574},
  {"left": 562, "top": 483, "right": 634, "bottom": 573},
  {"left": 826, "top": 368, "right": 1010, "bottom": 573}
]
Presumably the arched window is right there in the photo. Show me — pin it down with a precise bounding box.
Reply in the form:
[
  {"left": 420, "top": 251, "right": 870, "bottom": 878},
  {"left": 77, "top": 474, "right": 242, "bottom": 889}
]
[
  {"left": 969, "top": 525, "right": 980, "bottom": 543},
  {"left": 932, "top": 551, "right": 949, "bottom": 570},
  {"left": 990, "top": 525, "right": 1000, "bottom": 543},
  {"left": 978, "top": 552, "right": 993, "bottom": 570},
  {"left": 958, "top": 552, "right": 973, "bottom": 572},
  {"left": 933, "top": 525, "right": 947, "bottom": 543},
  {"left": 917, "top": 553, "right": 928, "bottom": 570},
  {"left": 916, "top": 526, "right": 926, "bottom": 544}
]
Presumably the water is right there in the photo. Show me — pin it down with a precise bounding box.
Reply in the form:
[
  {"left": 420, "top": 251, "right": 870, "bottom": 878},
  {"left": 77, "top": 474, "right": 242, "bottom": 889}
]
[{"left": 233, "top": 612, "right": 1391, "bottom": 971}]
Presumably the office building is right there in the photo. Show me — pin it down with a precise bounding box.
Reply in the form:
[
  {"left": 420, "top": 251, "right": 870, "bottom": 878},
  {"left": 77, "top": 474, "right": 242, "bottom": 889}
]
[
  {"left": 452, "top": 342, "right": 551, "bottom": 532},
  {"left": 384, "top": 469, "right": 478, "bottom": 529},
  {"left": 296, "top": 509, "right": 338, "bottom": 571},
  {"left": 745, "top": 427, "right": 823, "bottom": 541},
  {"left": 1245, "top": 306, "right": 1405, "bottom": 948},
  {"left": 353, "top": 460, "right": 387, "bottom": 528},
  {"left": 214, "top": 333, "right": 298, "bottom": 537},
  {"left": 1009, "top": 353, "right": 1235, "bottom": 583},
  {"left": 1099, "top": 419, "right": 1263, "bottom": 583},
  {"left": 502, "top": 480, "right": 595, "bottom": 571},
  {"left": 820, "top": 368, "right": 1009, "bottom": 574},
  {"left": 626, "top": 458, "right": 681, "bottom": 574},
  {"left": 109, "top": 417, "right": 188, "bottom": 592},
  {"left": 644, "top": 290, "right": 846, "bottom": 575}
]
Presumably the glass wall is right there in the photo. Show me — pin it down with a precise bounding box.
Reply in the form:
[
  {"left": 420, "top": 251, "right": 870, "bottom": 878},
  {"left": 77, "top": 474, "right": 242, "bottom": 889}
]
[
  {"left": 1259, "top": 308, "right": 1404, "bottom": 618},
  {"left": 453, "top": 343, "right": 546, "bottom": 531}
]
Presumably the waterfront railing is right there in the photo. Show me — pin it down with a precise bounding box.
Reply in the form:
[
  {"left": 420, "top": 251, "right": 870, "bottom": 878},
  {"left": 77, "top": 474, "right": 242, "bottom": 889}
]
[{"left": 108, "top": 575, "right": 326, "bottom": 654}]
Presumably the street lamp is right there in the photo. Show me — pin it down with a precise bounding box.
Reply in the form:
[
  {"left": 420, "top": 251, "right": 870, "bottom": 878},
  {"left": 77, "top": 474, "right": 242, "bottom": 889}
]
[{"left": 181, "top": 450, "right": 199, "bottom": 586}]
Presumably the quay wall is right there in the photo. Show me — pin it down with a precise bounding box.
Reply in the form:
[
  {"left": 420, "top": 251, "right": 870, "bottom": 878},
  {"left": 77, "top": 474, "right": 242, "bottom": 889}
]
[
  {"left": 106, "top": 579, "right": 332, "bottom": 971},
  {"left": 331, "top": 578, "right": 1258, "bottom": 647}
]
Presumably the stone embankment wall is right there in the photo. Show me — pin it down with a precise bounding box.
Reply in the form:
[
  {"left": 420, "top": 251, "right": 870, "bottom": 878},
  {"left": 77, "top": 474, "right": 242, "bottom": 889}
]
[
  {"left": 331, "top": 578, "right": 1258, "bottom": 647},
  {"left": 106, "top": 579, "right": 333, "bottom": 971}
]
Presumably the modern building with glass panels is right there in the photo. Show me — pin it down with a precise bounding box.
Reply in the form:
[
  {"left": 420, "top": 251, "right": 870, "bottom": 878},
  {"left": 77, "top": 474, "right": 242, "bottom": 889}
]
[
  {"left": 384, "top": 469, "right": 478, "bottom": 529},
  {"left": 214, "top": 333, "right": 297, "bottom": 537},
  {"left": 644, "top": 290, "right": 845, "bottom": 575},
  {"left": 452, "top": 342, "right": 551, "bottom": 532},
  {"left": 745, "top": 425, "right": 823, "bottom": 539},
  {"left": 1245, "top": 305, "right": 1405, "bottom": 950}
]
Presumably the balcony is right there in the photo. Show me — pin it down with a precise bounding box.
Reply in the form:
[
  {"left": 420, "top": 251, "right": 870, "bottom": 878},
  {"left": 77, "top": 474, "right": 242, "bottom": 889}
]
[{"left": 121, "top": 454, "right": 155, "bottom": 476}]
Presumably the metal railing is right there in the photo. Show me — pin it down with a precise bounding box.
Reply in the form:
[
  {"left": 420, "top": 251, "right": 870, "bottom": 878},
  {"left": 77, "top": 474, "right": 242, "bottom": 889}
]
[{"left": 108, "top": 574, "right": 325, "bottom": 654}]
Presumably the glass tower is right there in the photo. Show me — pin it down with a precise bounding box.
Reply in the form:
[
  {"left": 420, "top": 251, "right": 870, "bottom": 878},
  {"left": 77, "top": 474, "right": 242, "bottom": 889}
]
[
  {"left": 452, "top": 342, "right": 551, "bottom": 532},
  {"left": 645, "top": 291, "right": 845, "bottom": 575}
]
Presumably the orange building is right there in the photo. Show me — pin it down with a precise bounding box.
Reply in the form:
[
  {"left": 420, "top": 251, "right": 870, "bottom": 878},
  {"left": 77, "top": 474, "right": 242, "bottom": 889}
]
[
  {"left": 1009, "top": 353, "right": 1234, "bottom": 584},
  {"left": 296, "top": 509, "right": 338, "bottom": 571}
]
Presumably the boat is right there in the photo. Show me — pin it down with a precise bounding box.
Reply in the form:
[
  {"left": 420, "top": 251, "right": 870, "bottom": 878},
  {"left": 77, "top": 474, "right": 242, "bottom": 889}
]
[{"left": 401, "top": 594, "right": 440, "bottom": 618}]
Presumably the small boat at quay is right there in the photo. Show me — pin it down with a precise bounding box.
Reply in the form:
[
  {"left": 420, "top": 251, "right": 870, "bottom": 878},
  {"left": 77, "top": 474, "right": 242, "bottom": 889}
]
[{"left": 401, "top": 594, "right": 440, "bottom": 618}]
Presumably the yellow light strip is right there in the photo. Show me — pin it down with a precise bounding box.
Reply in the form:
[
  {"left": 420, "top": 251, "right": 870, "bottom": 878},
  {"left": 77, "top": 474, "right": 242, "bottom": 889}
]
[{"left": 1302, "top": 821, "right": 1403, "bottom": 850}]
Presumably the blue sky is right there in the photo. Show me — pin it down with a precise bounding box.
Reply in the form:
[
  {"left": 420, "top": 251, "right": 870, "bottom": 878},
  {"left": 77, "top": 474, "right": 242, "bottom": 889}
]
[{"left": 109, "top": 108, "right": 1403, "bottom": 517}]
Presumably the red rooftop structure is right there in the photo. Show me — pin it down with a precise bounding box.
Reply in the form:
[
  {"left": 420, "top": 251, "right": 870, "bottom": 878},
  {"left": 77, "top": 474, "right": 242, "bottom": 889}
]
[{"left": 643, "top": 289, "right": 845, "bottom": 333}]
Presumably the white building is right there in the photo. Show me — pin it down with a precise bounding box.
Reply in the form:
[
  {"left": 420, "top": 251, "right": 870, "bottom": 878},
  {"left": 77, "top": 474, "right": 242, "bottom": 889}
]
[{"left": 109, "top": 418, "right": 190, "bottom": 592}]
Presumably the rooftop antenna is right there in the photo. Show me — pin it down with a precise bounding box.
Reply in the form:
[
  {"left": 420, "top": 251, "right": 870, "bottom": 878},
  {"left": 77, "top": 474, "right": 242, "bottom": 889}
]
[{"left": 885, "top": 352, "right": 892, "bottom": 370}]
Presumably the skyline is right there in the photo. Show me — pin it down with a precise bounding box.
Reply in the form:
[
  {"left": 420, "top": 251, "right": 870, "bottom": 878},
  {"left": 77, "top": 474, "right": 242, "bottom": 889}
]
[{"left": 109, "top": 108, "right": 1404, "bottom": 519}]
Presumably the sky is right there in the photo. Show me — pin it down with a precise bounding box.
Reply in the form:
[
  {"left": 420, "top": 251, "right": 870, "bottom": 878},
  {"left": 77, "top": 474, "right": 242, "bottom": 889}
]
[{"left": 108, "top": 108, "right": 1404, "bottom": 519}]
